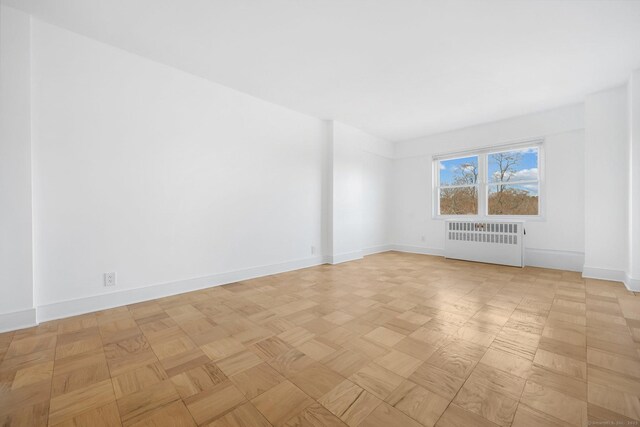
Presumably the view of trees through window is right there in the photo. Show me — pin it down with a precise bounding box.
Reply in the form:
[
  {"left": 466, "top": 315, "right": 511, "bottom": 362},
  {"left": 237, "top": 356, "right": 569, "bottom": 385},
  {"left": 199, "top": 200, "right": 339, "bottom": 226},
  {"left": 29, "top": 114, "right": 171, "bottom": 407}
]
[
  {"left": 438, "top": 155, "right": 478, "bottom": 215},
  {"left": 437, "top": 146, "right": 539, "bottom": 216}
]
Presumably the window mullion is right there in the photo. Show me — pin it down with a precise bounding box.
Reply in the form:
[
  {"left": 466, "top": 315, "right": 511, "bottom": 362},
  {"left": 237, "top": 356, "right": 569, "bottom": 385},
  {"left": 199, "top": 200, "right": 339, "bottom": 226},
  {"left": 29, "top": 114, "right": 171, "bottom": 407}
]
[
  {"left": 487, "top": 180, "right": 539, "bottom": 186},
  {"left": 479, "top": 153, "right": 487, "bottom": 216},
  {"left": 438, "top": 183, "right": 480, "bottom": 190}
]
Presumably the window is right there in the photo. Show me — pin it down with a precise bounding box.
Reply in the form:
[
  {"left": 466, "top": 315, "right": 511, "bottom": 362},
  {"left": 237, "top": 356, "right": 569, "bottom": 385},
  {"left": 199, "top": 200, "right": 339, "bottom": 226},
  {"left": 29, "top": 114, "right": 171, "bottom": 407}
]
[
  {"left": 434, "top": 142, "right": 542, "bottom": 217},
  {"left": 438, "top": 155, "right": 479, "bottom": 215}
]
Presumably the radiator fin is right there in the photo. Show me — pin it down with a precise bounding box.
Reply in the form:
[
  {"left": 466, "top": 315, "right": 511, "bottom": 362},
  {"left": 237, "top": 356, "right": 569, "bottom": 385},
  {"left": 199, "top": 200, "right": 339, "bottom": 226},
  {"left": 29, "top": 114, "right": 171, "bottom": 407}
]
[{"left": 447, "top": 221, "right": 519, "bottom": 245}]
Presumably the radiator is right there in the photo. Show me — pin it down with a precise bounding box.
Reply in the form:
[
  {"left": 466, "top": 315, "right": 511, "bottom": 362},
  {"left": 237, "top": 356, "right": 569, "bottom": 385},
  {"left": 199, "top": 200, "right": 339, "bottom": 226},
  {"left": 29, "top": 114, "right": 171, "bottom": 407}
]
[{"left": 444, "top": 221, "right": 524, "bottom": 267}]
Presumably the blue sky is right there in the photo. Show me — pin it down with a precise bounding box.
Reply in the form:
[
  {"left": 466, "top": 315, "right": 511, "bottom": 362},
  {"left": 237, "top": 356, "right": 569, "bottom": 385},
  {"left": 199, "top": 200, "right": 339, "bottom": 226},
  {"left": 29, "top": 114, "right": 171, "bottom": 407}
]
[
  {"left": 488, "top": 149, "right": 538, "bottom": 182},
  {"left": 439, "top": 155, "right": 477, "bottom": 185},
  {"left": 440, "top": 148, "right": 539, "bottom": 192}
]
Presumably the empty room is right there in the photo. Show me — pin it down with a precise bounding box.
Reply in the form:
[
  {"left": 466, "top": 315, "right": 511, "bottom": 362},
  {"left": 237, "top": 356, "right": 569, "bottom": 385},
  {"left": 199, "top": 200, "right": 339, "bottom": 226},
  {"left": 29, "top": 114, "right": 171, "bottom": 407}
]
[{"left": 1, "top": 0, "right": 640, "bottom": 426}]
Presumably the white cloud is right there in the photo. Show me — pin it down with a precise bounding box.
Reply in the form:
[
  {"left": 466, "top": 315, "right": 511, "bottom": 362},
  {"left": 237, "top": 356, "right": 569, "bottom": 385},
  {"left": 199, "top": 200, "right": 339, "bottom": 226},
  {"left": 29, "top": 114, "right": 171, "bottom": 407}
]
[
  {"left": 520, "top": 183, "right": 538, "bottom": 193},
  {"left": 439, "top": 163, "right": 446, "bottom": 170},
  {"left": 513, "top": 168, "right": 538, "bottom": 180},
  {"left": 492, "top": 167, "right": 538, "bottom": 181}
]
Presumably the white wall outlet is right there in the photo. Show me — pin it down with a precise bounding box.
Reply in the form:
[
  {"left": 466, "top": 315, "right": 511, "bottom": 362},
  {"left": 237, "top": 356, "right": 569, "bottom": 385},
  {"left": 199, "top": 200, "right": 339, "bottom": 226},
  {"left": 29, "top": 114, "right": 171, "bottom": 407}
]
[
  {"left": 421, "top": 235, "right": 426, "bottom": 242},
  {"left": 311, "top": 245, "right": 316, "bottom": 255},
  {"left": 104, "top": 272, "right": 116, "bottom": 287}
]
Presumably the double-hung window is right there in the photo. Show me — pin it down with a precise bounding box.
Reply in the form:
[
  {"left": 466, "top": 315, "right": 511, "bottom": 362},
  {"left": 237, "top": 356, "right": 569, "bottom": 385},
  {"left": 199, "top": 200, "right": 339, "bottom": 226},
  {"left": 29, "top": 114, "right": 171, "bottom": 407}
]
[{"left": 434, "top": 141, "right": 543, "bottom": 218}]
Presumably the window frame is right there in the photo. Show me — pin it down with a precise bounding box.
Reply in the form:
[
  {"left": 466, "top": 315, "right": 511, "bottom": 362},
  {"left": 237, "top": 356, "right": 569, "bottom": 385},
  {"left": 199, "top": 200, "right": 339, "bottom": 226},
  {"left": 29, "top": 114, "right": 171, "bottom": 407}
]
[
  {"left": 435, "top": 155, "right": 480, "bottom": 216},
  {"left": 432, "top": 139, "right": 545, "bottom": 220}
]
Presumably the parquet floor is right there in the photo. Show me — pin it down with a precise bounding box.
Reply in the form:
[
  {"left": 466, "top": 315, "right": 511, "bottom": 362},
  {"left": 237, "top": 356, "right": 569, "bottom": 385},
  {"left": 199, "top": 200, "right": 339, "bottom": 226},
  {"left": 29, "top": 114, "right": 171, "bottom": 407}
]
[{"left": 1, "top": 251, "right": 640, "bottom": 426}]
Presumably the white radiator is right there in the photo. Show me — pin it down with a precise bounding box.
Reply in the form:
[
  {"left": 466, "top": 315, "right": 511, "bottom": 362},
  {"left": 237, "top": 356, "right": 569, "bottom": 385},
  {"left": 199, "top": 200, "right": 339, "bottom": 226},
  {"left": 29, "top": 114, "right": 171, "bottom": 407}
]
[{"left": 444, "top": 221, "right": 524, "bottom": 267}]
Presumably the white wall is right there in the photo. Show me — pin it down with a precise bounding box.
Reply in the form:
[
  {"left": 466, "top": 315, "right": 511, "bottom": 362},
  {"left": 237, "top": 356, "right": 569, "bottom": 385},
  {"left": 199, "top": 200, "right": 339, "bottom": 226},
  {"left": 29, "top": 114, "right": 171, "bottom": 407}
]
[
  {"left": 362, "top": 150, "right": 392, "bottom": 252},
  {"left": 584, "top": 86, "right": 629, "bottom": 278},
  {"left": 392, "top": 104, "right": 586, "bottom": 271},
  {"left": 31, "top": 20, "right": 332, "bottom": 314},
  {"left": 330, "top": 122, "right": 364, "bottom": 260},
  {"left": 629, "top": 70, "right": 640, "bottom": 284},
  {"left": 329, "top": 121, "right": 393, "bottom": 263},
  {"left": 0, "top": 6, "right": 35, "bottom": 329},
  {"left": 13, "top": 19, "right": 395, "bottom": 322}
]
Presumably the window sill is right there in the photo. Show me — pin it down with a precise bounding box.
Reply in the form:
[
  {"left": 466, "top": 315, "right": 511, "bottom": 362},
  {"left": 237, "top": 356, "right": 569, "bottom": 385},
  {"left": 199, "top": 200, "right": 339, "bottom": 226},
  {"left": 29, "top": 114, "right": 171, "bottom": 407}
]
[{"left": 432, "top": 215, "right": 546, "bottom": 222}]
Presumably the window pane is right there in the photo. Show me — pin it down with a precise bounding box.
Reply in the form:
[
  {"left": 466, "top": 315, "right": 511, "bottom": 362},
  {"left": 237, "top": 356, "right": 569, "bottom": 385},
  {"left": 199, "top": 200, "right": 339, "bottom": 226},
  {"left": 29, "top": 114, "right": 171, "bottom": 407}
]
[
  {"left": 439, "top": 156, "right": 479, "bottom": 186},
  {"left": 488, "top": 183, "right": 538, "bottom": 215},
  {"left": 488, "top": 147, "right": 538, "bottom": 183},
  {"left": 439, "top": 186, "right": 478, "bottom": 215}
]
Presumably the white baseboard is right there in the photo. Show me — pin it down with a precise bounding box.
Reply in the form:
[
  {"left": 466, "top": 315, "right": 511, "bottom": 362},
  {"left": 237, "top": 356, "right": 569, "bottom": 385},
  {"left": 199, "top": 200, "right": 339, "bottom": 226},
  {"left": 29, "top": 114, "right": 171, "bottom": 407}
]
[
  {"left": 328, "top": 251, "right": 364, "bottom": 265},
  {"left": 0, "top": 308, "right": 37, "bottom": 333},
  {"left": 362, "top": 245, "right": 393, "bottom": 256},
  {"left": 390, "top": 244, "right": 444, "bottom": 256},
  {"left": 581, "top": 265, "right": 640, "bottom": 291},
  {"left": 625, "top": 273, "right": 640, "bottom": 292},
  {"left": 392, "top": 244, "right": 586, "bottom": 273},
  {"left": 582, "top": 266, "right": 640, "bottom": 292},
  {"left": 37, "top": 255, "right": 326, "bottom": 323},
  {"left": 582, "top": 266, "right": 626, "bottom": 283},
  {"left": 525, "top": 248, "right": 584, "bottom": 272}
]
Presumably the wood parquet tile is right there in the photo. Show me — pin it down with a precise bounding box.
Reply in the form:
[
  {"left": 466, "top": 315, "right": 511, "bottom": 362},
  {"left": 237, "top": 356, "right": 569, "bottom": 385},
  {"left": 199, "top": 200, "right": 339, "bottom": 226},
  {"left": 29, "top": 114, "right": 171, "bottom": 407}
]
[
  {"left": 1, "top": 252, "right": 640, "bottom": 426},
  {"left": 318, "top": 379, "right": 380, "bottom": 426}
]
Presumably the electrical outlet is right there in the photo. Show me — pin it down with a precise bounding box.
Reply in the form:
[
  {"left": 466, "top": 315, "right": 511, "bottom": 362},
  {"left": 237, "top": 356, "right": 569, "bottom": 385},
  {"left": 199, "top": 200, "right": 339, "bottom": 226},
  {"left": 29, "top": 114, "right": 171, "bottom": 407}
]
[
  {"left": 104, "top": 272, "right": 116, "bottom": 287},
  {"left": 421, "top": 235, "right": 426, "bottom": 242},
  {"left": 311, "top": 246, "right": 316, "bottom": 255}
]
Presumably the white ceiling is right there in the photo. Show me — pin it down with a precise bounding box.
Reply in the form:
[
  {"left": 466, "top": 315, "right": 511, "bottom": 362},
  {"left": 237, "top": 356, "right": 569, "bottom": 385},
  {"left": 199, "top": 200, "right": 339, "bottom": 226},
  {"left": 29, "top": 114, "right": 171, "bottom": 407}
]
[{"left": 4, "top": 0, "right": 640, "bottom": 141}]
